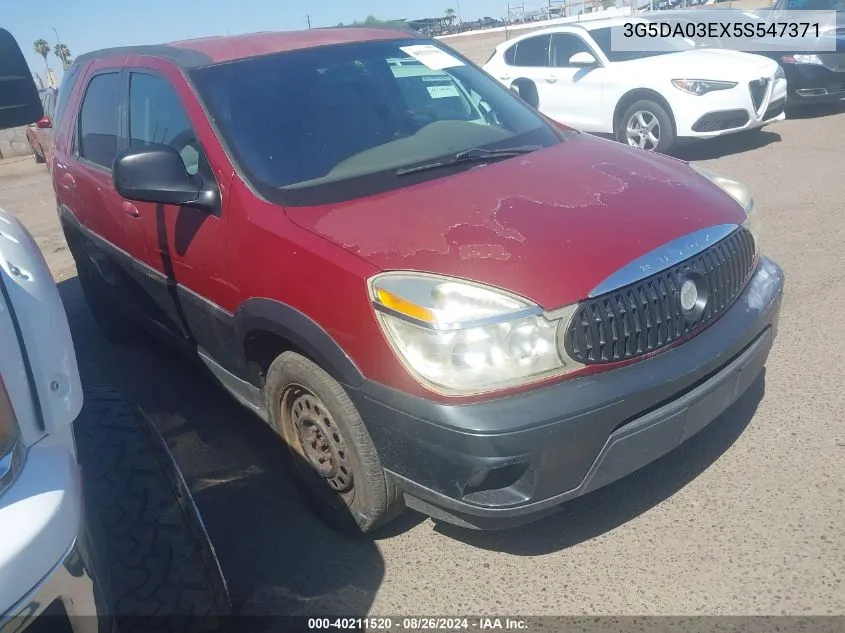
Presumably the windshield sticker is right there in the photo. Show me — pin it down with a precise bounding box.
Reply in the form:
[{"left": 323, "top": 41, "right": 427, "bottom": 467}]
[
  {"left": 400, "top": 45, "right": 464, "bottom": 70},
  {"left": 427, "top": 85, "right": 461, "bottom": 99}
]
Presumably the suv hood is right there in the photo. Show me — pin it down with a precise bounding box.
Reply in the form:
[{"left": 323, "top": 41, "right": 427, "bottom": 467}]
[
  {"left": 285, "top": 133, "right": 748, "bottom": 309},
  {"left": 625, "top": 48, "right": 778, "bottom": 79}
]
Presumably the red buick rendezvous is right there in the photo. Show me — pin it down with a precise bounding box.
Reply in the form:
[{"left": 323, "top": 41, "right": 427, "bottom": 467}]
[{"left": 50, "top": 27, "right": 783, "bottom": 533}]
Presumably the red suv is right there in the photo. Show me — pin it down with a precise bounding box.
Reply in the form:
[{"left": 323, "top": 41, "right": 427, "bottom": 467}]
[{"left": 51, "top": 28, "right": 783, "bottom": 533}]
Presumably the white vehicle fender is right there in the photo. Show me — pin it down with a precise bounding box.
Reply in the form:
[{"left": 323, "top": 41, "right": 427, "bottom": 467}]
[{"left": 0, "top": 208, "right": 82, "bottom": 444}]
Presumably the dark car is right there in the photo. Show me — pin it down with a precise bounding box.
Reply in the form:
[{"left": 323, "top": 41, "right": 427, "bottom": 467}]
[
  {"left": 51, "top": 28, "right": 782, "bottom": 534},
  {"left": 25, "top": 87, "right": 57, "bottom": 165},
  {"left": 644, "top": 8, "right": 845, "bottom": 107}
]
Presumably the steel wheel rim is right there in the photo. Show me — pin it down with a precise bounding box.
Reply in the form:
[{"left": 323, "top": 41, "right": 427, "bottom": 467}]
[
  {"left": 626, "top": 110, "right": 660, "bottom": 151},
  {"left": 282, "top": 385, "right": 354, "bottom": 503}
]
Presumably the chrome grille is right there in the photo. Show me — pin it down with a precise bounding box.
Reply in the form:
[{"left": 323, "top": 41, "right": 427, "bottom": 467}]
[
  {"left": 820, "top": 53, "right": 845, "bottom": 72},
  {"left": 563, "top": 228, "right": 757, "bottom": 365},
  {"left": 749, "top": 79, "right": 769, "bottom": 113}
]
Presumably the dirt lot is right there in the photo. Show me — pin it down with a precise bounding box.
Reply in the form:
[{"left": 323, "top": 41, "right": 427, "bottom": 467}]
[{"left": 2, "top": 104, "right": 844, "bottom": 617}]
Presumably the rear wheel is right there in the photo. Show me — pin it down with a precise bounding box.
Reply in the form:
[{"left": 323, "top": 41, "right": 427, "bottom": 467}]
[
  {"left": 510, "top": 78, "right": 539, "bottom": 109},
  {"left": 616, "top": 99, "right": 675, "bottom": 153},
  {"left": 63, "top": 225, "right": 140, "bottom": 344},
  {"left": 264, "top": 352, "right": 404, "bottom": 535},
  {"left": 33, "top": 149, "right": 45, "bottom": 164}
]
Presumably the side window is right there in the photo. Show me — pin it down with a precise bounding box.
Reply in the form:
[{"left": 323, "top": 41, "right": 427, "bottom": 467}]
[
  {"left": 512, "top": 35, "right": 551, "bottom": 67},
  {"left": 551, "top": 34, "right": 594, "bottom": 67},
  {"left": 78, "top": 72, "right": 119, "bottom": 169},
  {"left": 53, "top": 64, "right": 81, "bottom": 132},
  {"left": 504, "top": 43, "right": 517, "bottom": 65},
  {"left": 128, "top": 72, "right": 206, "bottom": 177}
]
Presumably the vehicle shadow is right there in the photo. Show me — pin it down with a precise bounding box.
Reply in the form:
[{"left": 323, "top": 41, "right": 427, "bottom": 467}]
[
  {"left": 671, "top": 130, "right": 781, "bottom": 161},
  {"left": 786, "top": 102, "right": 845, "bottom": 120},
  {"left": 434, "top": 371, "right": 766, "bottom": 555},
  {"left": 57, "top": 277, "right": 388, "bottom": 626}
]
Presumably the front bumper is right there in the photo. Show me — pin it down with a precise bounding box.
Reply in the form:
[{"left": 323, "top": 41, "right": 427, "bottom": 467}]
[
  {"left": 349, "top": 257, "right": 784, "bottom": 530},
  {"left": 674, "top": 77, "right": 788, "bottom": 138},
  {"left": 0, "top": 441, "right": 107, "bottom": 633},
  {"left": 784, "top": 64, "right": 845, "bottom": 104}
]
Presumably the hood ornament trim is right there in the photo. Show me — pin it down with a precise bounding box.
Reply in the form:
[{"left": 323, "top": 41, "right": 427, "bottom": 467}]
[{"left": 587, "top": 223, "right": 740, "bottom": 298}]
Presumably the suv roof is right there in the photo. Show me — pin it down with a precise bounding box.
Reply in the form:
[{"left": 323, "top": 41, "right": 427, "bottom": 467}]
[{"left": 74, "top": 27, "right": 419, "bottom": 69}]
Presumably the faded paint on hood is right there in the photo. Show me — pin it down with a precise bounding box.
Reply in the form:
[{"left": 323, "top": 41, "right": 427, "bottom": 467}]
[{"left": 285, "top": 133, "right": 748, "bottom": 309}]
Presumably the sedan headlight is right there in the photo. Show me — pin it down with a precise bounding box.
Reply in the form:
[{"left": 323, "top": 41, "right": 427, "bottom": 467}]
[
  {"left": 671, "top": 79, "right": 738, "bottom": 96},
  {"left": 690, "top": 164, "right": 760, "bottom": 254},
  {"left": 782, "top": 54, "right": 824, "bottom": 66},
  {"left": 774, "top": 65, "right": 785, "bottom": 80},
  {"left": 369, "top": 273, "right": 578, "bottom": 395}
]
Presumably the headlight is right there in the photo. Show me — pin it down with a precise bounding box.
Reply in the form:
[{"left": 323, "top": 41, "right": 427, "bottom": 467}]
[
  {"left": 671, "top": 79, "right": 738, "bottom": 96},
  {"left": 782, "top": 54, "right": 824, "bottom": 66},
  {"left": 690, "top": 164, "right": 760, "bottom": 254},
  {"left": 0, "top": 376, "right": 22, "bottom": 495},
  {"left": 774, "top": 65, "right": 785, "bottom": 80},
  {"left": 369, "top": 273, "right": 579, "bottom": 395}
]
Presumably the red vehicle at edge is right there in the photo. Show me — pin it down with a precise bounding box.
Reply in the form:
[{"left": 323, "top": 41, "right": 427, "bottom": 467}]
[
  {"left": 50, "top": 28, "right": 783, "bottom": 533},
  {"left": 25, "top": 87, "right": 56, "bottom": 165}
]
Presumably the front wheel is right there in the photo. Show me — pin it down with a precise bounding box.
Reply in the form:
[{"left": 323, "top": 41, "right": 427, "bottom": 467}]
[
  {"left": 616, "top": 99, "right": 675, "bottom": 153},
  {"left": 264, "top": 352, "right": 404, "bottom": 535}
]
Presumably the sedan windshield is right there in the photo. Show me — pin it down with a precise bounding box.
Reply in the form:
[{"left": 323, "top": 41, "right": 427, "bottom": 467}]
[
  {"left": 190, "top": 38, "right": 564, "bottom": 205},
  {"left": 590, "top": 25, "right": 694, "bottom": 62}
]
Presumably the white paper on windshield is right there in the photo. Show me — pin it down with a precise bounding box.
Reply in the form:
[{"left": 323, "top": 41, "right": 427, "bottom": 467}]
[
  {"left": 400, "top": 45, "right": 464, "bottom": 70},
  {"left": 427, "top": 85, "right": 461, "bottom": 99}
]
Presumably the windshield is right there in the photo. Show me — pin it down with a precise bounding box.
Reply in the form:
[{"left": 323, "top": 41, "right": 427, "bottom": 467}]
[
  {"left": 189, "top": 38, "right": 563, "bottom": 206},
  {"left": 590, "top": 25, "right": 694, "bottom": 62}
]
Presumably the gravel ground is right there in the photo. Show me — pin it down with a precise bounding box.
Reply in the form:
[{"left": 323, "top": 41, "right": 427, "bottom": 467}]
[{"left": 1, "top": 94, "right": 843, "bottom": 619}]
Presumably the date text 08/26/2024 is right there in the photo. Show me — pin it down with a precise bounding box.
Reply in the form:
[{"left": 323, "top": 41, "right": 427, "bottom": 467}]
[{"left": 307, "top": 617, "right": 529, "bottom": 630}]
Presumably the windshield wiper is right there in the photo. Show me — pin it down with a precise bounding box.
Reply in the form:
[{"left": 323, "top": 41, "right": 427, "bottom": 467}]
[{"left": 395, "top": 145, "right": 543, "bottom": 176}]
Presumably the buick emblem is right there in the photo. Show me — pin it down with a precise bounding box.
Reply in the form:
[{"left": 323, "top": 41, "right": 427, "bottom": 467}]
[{"left": 680, "top": 278, "right": 699, "bottom": 312}]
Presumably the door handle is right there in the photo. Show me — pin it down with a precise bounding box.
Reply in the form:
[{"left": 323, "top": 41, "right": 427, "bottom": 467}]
[
  {"left": 122, "top": 201, "right": 140, "bottom": 218},
  {"left": 545, "top": 77, "right": 558, "bottom": 84},
  {"left": 499, "top": 75, "right": 511, "bottom": 81},
  {"left": 59, "top": 173, "right": 76, "bottom": 191}
]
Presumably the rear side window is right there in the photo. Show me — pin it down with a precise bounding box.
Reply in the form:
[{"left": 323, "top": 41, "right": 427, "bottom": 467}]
[
  {"left": 78, "top": 72, "right": 119, "bottom": 169},
  {"left": 128, "top": 72, "right": 207, "bottom": 177},
  {"left": 503, "top": 44, "right": 517, "bottom": 65},
  {"left": 53, "top": 64, "right": 81, "bottom": 132},
  {"left": 512, "top": 35, "right": 551, "bottom": 67}
]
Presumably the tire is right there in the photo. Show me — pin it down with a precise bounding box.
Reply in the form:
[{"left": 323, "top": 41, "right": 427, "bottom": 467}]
[
  {"left": 510, "top": 78, "right": 539, "bottom": 109},
  {"left": 264, "top": 352, "right": 404, "bottom": 535},
  {"left": 34, "top": 149, "right": 46, "bottom": 164},
  {"left": 74, "top": 385, "right": 231, "bottom": 632},
  {"left": 616, "top": 99, "right": 676, "bottom": 153},
  {"left": 63, "top": 225, "right": 140, "bottom": 345}
]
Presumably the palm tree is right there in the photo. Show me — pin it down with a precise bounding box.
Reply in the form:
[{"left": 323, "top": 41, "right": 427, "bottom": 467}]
[
  {"left": 34, "top": 39, "right": 51, "bottom": 77},
  {"left": 445, "top": 7, "right": 456, "bottom": 24},
  {"left": 54, "top": 43, "right": 72, "bottom": 70}
]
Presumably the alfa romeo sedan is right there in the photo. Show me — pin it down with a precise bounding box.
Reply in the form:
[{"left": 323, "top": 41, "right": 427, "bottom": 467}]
[
  {"left": 50, "top": 27, "right": 783, "bottom": 533},
  {"left": 483, "top": 17, "right": 788, "bottom": 152}
]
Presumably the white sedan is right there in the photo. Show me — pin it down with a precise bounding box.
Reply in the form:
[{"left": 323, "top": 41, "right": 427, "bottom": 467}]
[{"left": 482, "top": 17, "right": 788, "bottom": 152}]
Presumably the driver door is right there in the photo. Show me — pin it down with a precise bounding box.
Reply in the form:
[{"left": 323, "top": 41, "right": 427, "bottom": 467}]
[
  {"left": 545, "top": 33, "right": 605, "bottom": 132},
  {"left": 119, "top": 66, "right": 229, "bottom": 345}
]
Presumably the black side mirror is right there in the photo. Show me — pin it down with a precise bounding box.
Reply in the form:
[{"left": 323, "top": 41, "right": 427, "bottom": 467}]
[
  {"left": 113, "top": 146, "right": 219, "bottom": 213},
  {"left": 0, "top": 29, "right": 44, "bottom": 129}
]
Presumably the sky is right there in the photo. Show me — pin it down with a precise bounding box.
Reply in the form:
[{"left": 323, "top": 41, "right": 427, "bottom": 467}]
[{"left": 4, "top": 0, "right": 535, "bottom": 85}]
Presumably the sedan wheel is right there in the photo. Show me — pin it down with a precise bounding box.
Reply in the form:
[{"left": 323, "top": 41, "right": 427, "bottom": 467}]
[
  {"left": 626, "top": 110, "right": 661, "bottom": 151},
  {"left": 616, "top": 99, "right": 676, "bottom": 153}
]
